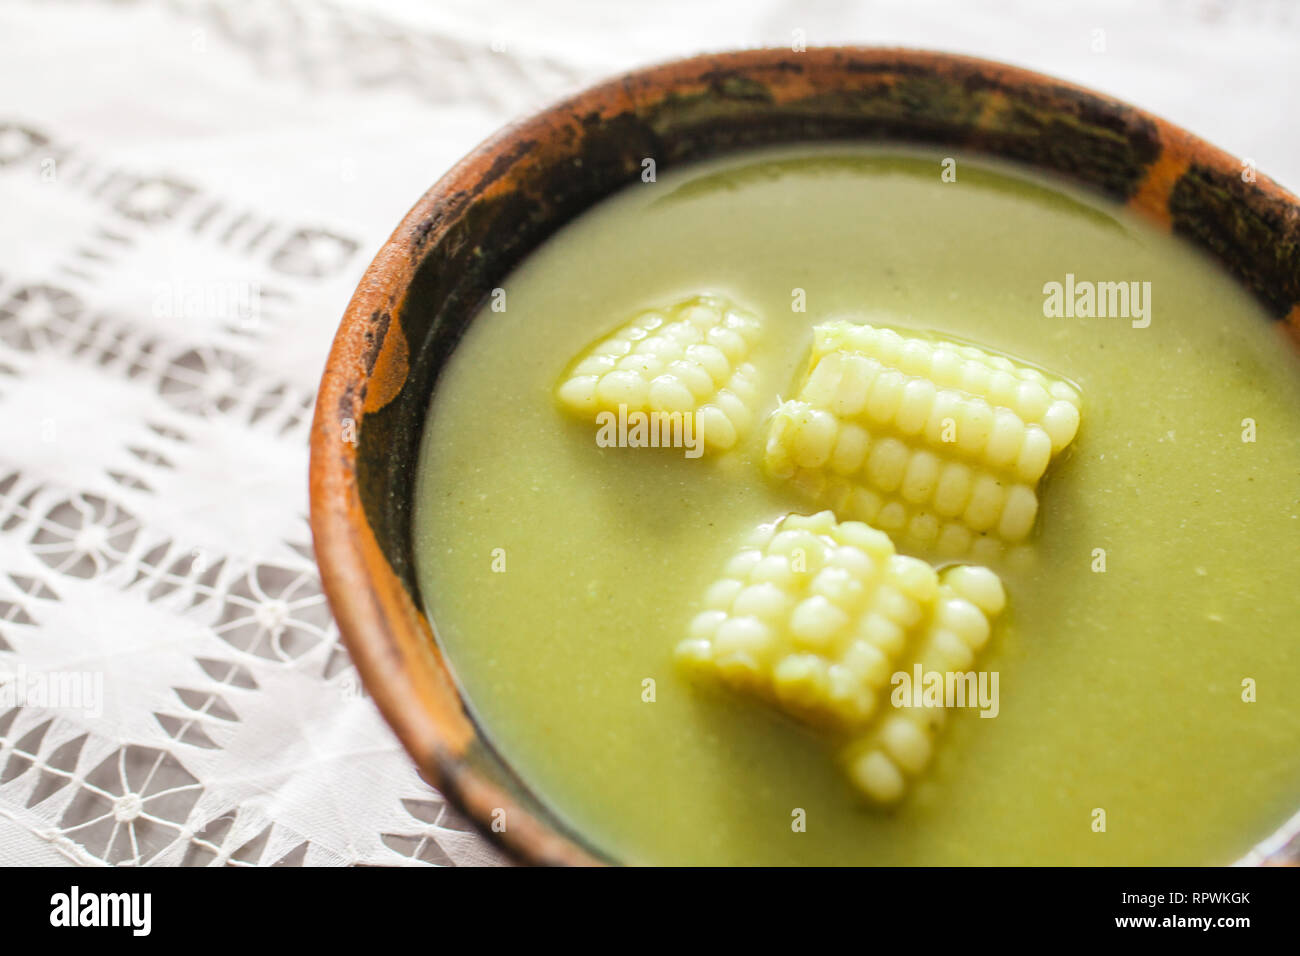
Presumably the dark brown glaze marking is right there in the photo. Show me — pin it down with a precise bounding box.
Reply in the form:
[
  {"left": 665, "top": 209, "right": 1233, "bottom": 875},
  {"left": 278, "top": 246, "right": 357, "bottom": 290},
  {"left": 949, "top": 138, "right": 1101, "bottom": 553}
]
[{"left": 1169, "top": 163, "right": 1300, "bottom": 318}]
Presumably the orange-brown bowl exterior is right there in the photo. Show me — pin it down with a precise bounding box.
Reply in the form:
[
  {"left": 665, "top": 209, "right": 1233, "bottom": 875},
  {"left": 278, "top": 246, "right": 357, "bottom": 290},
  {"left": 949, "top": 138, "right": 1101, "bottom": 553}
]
[{"left": 309, "top": 47, "right": 1300, "bottom": 866}]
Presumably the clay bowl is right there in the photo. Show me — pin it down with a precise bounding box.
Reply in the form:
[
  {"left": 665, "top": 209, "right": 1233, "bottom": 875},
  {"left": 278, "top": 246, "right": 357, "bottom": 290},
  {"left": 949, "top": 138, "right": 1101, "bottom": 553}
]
[{"left": 309, "top": 47, "right": 1300, "bottom": 866}]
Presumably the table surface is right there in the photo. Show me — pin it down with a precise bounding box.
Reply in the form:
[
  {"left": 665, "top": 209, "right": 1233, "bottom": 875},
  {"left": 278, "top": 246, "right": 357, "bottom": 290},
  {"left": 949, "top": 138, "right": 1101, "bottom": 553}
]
[{"left": 0, "top": 0, "right": 1295, "bottom": 866}]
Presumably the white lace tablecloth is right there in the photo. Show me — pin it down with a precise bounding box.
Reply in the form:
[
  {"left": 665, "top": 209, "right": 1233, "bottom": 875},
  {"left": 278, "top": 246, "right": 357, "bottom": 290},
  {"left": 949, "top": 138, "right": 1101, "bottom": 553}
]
[{"left": 1, "top": 0, "right": 1296, "bottom": 866}]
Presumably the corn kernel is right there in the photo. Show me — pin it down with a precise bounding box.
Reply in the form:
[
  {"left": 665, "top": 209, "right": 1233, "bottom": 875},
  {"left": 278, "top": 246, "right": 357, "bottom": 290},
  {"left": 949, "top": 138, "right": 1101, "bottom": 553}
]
[
  {"left": 669, "top": 360, "right": 716, "bottom": 401},
  {"left": 792, "top": 407, "right": 838, "bottom": 469},
  {"left": 842, "top": 639, "right": 891, "bottom": 687},
  {"left": 936, "top": 595, "right": 990, "bottom": 647},
  {"left": 933, "top": 462, "right": 973, "bottom": 517},
  {"left": 876, "top": 585, "right": 923, "bottom": 629},
  {"left": 901, "top": 449, "right": 941, "bottom": 504},
  {"left": 848, "top": 749, "right": 906, "bottom": 803},
  {"left": 858, "top": 612, "right": 906, "bottom": 656},
  {"left": 997, "top": 484, "right": 1039, "bottom": 541},
  {"left": 1043, "top": 399, "right": 1082, "bottom": 452},
  {"left": 866, "top": 436, "right": 910, "bottom": 493},
  {"left": 811, "top": 565, "right": 866, "bottom": 607},
  {"left": 935, "top": 522, "right": 974, "bottom": 557},
  {"left": 688, "top": 609, "right": 727, "bottom": 641},
  {"left": 876, "top": 500, "right": 908, "bottom": 532},
  {"left": 734, "top": 582, "right": 793, "bottom": 621},
  {"left": 865, "top": 368, "right": 906, "bottom": 422},
  {"left": 962, "top": 474, "right": 1005, "bottom": 532},
  {"left": 834, "top": 355, "right": 873, "bottom": 417},
  {"left": 830, "top": 423, "right": 871, "bottom": 476},
  {"left": 696, "top": 405, "right": 738, "bottom": 452},
  {"left": 943, "top": 564, "right": 1007, "bottom": 616},
  {"left": 907, "top": 511, "right": 941, "bottom": 549},
  {"left": 880, "top": 715, "right": 932, "bottom": 774},
  {"left": 675, "top": 637, "right": 713, "bottom": 667},
  {"left": 954, "top": 399, "right": 995, "bottom": 455},
  {"left": 848, "top": 486, "right": 884, "bottom": 524},
  {"left": 556, "top": 375, "right": 600, "bottom": 412},
  {"left": 933, "top": 628, "right": 976, "bottom": 670},
  {"left": 704, "top": 578, "right": 743, "bottom": 610},
  {"left": 687, "top": 343, "right": 731, "bottom": 385},
  {"left": 887, "top": 555, "right": 940, "bottom": 604}
]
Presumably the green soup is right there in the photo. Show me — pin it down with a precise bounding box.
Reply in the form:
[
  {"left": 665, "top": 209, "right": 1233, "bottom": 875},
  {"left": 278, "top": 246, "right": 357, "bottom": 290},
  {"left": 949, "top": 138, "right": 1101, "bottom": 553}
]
[{"left": 412, "top": 144, "right": 1300, "bottom": 865}]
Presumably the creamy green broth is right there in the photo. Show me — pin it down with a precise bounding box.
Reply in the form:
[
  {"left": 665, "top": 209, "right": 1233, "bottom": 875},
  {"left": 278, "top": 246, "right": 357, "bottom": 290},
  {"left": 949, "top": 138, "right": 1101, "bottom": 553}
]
[{"left": 412, "top": 144, "right": 1300, "bottom": 865}]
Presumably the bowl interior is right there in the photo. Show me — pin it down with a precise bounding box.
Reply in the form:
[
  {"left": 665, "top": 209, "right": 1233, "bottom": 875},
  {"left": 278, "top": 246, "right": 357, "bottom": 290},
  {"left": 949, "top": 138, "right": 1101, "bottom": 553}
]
[{"left": 310, "top": 47, "right": 1300, "bottom": 865}]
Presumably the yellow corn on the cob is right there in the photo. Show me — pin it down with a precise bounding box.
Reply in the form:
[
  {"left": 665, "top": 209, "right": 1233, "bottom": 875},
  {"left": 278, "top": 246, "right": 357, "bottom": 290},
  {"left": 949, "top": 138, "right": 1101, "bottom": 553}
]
[
  {"left": 677, "top": 511, "right": 1005, "bottom": 802},
  {"left": 556, "top": 293, "right": 762, "bottom": 452},
  {"left": 766, "top": 321, "right": 1082, "bottom": 551}
]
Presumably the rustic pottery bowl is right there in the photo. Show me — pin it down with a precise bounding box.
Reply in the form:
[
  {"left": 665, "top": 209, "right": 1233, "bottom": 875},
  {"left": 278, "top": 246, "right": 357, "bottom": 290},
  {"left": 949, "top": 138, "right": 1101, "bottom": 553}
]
[{"left": 309, "top": 47, "right": 1300, "bottom": 866}]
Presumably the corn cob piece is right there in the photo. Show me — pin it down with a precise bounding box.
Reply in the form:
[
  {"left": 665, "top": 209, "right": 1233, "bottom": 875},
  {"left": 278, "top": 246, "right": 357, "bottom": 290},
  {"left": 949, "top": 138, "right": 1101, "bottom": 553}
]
[
  {"left": 843, "top": 564, "right": 1006, "bottom": 803},
  {"left": 766, "top": 321, "right": 1082, "bottom": 550},
  {"left": 676, "top": 512, "right": 1005, "bottom": 793},
  {"left": 556, "top": 293, "right": 762, "bottom": 453}
]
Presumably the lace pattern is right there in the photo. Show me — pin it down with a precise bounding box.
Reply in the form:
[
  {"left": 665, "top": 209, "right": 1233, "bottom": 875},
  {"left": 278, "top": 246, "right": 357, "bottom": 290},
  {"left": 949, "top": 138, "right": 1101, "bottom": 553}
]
[{"left": 0, "top": 0, "right": 1292, "bottom": 867}]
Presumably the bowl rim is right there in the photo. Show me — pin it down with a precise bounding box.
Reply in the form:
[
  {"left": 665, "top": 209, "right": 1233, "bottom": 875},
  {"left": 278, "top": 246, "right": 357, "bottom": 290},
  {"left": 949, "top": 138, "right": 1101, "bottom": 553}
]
[{"left": 309, "top": 45, "right": 1300, "bottom": 866}]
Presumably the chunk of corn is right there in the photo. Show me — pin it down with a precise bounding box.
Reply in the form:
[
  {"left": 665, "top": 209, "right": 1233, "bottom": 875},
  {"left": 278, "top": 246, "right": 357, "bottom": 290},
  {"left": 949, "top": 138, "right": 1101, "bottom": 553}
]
[
  {"left": 765, "top": 321, "right": 1082, "bottom": 549},
  {"left": 556, "top": 293, "right": 762, "bottom": 452},
  {"left": 677, "top": 512, "right": 1005, "bottom": 803},
  {"left": 843, "top": 563, "right": 1006, "bottom": 804}
]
